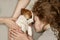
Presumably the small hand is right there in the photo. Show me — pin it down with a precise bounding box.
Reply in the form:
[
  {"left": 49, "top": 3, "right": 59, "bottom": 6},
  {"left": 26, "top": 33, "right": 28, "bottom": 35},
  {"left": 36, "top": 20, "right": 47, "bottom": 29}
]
[
  {"left": 9, "top": 18, "right": 17, "bottom": 22},
  {"left": 9, "top": 29, "right": 30, "bottom": 40},
  {"left": 3, "top": 19, "right": 20, "bottom": 29}
]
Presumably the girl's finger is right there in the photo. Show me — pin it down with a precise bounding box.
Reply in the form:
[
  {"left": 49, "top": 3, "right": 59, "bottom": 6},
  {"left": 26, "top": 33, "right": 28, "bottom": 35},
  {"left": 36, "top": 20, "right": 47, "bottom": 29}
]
[
  {"left": 11, "top": 29, "right": 27, "bottom": 37},
  {"left": 9, "top": 30, "right": 18, "bottom": 37},
  {"left": 9, "top": 36, "right": 14, "bottom": 40},
  {"left": 9, "top": 31, "right": 17, "bottom": 40},
  {"left": 17, "top": 28, "right": 23, "bottom": 33},
  {"left": 9, "top": 32, "right": 15, "bottom": 40},
  {"left": 9, "top": 29, "right": 23, "bottom": 37},
  {"left": 9, "top": 35, "right": 15, "bottom": 40},
  {"left": 11, "top": 29, "right": 24, "bottom": 34}
]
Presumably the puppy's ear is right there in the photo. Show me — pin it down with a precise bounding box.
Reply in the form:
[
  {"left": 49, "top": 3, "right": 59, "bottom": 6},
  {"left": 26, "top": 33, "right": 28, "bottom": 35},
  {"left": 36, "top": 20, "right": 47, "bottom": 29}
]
[
  {"left": 21, "top": 8, "right": 32, "bottom": 18},
  {"left": 21, "top": 8, "right": 26, "bottom": 15},
  {"left": 21, "top": 8, "right": 30, "bottom": 15}
]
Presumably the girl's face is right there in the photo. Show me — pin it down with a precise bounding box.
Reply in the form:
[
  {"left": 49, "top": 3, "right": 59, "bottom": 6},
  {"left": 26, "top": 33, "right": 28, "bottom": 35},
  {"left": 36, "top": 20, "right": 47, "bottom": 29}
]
[{"left": 34, "top": 16, "right": 46, "bottom": 32}]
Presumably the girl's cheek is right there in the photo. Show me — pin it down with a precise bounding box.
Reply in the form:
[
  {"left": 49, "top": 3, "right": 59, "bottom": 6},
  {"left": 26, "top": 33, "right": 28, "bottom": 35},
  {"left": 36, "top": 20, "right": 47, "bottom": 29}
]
[{"left": 34, "top": 21, "right": 39, "bottom": 29}]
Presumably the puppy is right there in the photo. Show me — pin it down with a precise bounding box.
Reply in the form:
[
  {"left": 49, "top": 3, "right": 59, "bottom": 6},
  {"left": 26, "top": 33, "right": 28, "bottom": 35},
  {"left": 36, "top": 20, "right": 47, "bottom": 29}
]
[{"left": 16, "top": 8, "right": 34, "bottom": 36}]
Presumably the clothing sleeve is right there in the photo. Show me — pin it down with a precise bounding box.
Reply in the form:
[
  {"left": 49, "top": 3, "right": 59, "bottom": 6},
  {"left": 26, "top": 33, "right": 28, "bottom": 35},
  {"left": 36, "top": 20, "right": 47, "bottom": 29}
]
[{"left": 38, "top": 29, "right": 57, "bottom": 40}]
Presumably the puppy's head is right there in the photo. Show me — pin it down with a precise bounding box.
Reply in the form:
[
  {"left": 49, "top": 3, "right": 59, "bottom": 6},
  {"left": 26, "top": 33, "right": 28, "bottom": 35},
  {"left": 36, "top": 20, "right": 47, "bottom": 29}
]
[
  {"left": 21, "top": 8, "right": 34, "bottom": 24},
  {"left": 21, "top": 8, "right": 32, "bottom": 20}
]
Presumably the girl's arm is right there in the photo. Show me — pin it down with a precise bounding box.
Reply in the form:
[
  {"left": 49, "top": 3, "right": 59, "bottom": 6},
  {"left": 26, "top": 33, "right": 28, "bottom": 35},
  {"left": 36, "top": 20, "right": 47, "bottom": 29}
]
[
  {"left": 0, "top": 18, "right": 16, "bottom": 24},
  {"left": 0, "top": 18, "right": 6, "bottom": 24},
  {"left": 2, "top": 19, "right": 20, "bottom": 29},
  {"left": 9, "top": 29, "right": 33, "bottom": 40},
  {"left": 12, "top": 0, "right": 30, "bottom": 19},
  {"left": 0, "top": 18, "right": 18, "bottom": 29}
]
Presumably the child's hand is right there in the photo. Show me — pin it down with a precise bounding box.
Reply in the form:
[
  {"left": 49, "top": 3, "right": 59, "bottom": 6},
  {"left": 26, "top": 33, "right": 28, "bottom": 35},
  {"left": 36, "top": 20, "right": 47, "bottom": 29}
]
[
  {"left": 9, "top": 29, "right": 31, "bottom": 40},
  {"left": 9, "top": 18, "right": 17, "bottom": 22},
  {"left": 4, "top": 19, "right": 19, "bottom": 29}
]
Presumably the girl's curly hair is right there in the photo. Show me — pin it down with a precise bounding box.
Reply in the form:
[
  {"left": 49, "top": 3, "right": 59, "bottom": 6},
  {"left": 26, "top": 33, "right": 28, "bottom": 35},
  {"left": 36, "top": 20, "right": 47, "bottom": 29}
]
[{"left": 32, "top": 1, "right": 60, "bottom": 40}]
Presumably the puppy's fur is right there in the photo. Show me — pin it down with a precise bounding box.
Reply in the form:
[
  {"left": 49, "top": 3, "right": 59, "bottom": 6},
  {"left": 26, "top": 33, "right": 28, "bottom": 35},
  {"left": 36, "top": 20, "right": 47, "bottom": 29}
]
[
  {"left": 16, "top": 8, "right": 33, "bottom": 36},
  {"left": 21, "top": 8, "right": 32, "bottom": 20}
]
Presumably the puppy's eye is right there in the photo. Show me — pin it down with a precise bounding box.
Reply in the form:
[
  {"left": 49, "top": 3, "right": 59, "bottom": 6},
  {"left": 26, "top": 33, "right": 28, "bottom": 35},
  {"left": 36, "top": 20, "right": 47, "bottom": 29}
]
[{"left": 27, "top": 19, "right": 29, "bottom": 20}]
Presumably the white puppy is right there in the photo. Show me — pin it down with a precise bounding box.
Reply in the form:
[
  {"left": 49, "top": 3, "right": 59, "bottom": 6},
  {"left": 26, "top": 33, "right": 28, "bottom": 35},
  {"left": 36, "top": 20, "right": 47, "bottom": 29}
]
[{"left": 16, "top": 8, "right": 34, "bottom": 36}]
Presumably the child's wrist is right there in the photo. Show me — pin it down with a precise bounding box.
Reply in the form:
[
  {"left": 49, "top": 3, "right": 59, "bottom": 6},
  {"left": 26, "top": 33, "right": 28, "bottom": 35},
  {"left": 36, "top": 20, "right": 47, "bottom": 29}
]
[{"left": 0, "top": 18, "right": 6, "bottom": 24}]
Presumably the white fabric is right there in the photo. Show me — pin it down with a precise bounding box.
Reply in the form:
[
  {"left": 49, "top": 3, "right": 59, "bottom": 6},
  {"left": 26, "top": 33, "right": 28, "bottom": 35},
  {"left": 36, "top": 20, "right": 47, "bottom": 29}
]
[{"left": 16, "top": 15, "right": 32, "bottom": 36}]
